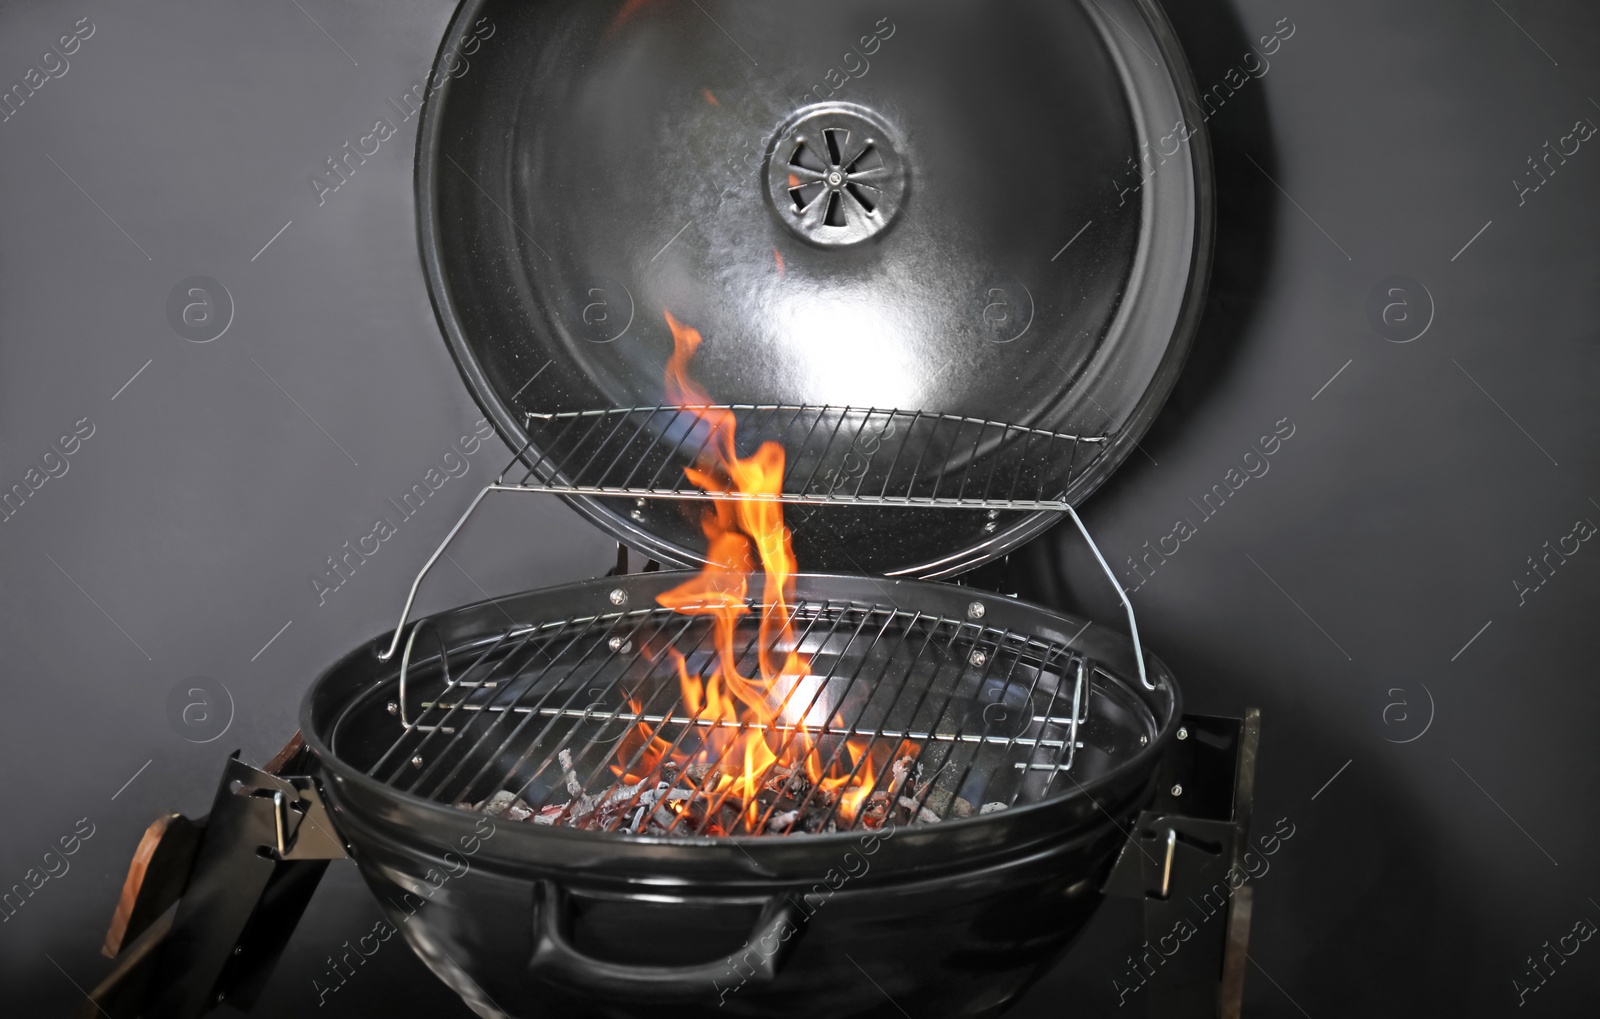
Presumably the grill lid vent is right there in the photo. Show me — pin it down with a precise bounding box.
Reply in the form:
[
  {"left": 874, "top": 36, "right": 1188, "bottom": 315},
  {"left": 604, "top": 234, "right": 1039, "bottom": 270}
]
[{"left": 766, "top": 104, "right": 907, "bottom": 248}]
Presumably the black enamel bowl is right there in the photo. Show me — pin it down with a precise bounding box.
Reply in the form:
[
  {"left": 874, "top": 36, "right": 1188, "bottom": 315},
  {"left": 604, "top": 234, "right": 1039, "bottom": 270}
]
[{"left": 301, "top": 573, "right": 1179, "bottom": 1018}]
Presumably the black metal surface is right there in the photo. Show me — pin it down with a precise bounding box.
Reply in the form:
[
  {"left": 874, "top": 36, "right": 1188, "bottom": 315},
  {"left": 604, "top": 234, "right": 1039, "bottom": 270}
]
[
  {"left": 419, "top": 0, "right": 1212, "bottom": 577},
  {"left": 87, "top": 752, "right": 348, "bottom": 1019},
  {"left": 136, "top": 757, "right": 332, "bottom": 1019},
  {"left": 333, "top": 791, "right": 1126, "bottom": 1018},
  {"left": 286, "top": 572, "right": 1178, "bottom": 1015},
  {"left": 527, "top": 881, "right": 799, "bottom": 1001},
  {"left": 1103, "top": 712, "right": 1259, "bottom": 1019}
]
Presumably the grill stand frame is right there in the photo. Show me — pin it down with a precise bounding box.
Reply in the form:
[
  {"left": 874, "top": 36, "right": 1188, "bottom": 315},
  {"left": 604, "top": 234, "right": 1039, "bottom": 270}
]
[
  {"left": 373, "top": 430, "right": 1152, "bottom": 694},
  {"left": 1104, "top": 709, "right": 1262, "bottom": 1019},
  {"left": 83, "top": 736, "right": 348, "bottom": 1019},
  {"left": 84, "top": 708, "right": 1256, "bottom": 1018}
]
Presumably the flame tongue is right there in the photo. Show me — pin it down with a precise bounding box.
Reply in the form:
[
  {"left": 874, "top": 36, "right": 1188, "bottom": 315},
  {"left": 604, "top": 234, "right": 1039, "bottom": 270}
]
[
  {"left": 628, "top": 311, "right": 894, "bottom": 833},
  {"left": 656, "top": 311, "right": 800, "bottom": 718}
]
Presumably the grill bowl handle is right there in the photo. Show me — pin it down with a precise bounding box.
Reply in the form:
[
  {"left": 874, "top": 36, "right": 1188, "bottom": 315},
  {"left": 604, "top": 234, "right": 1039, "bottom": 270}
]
[{"left": 528, "top": 880, "right": 800, "bottom": 1001}]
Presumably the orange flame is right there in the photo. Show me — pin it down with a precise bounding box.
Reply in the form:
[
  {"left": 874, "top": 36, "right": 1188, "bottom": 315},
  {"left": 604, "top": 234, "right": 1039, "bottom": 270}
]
[{"left": 618, "top": 311, "right": 904, "bottom": 832}]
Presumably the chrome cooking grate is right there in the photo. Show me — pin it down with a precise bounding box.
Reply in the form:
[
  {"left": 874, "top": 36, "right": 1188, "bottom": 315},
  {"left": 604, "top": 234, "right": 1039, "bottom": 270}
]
[
  {"left": 374, "top": 403, "right": 1149, "bottom": 697},
  {"left": 510, "top": 404, "right": 1110, "bottom": 509},
  {"left": 363, "top": 598, "right": 1108, "bottom": 837}
]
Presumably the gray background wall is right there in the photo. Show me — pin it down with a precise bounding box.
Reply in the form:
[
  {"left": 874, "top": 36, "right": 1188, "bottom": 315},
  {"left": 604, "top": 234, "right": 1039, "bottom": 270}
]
[{"left": 0, "top": 1, "right": 1595, "bottom": 1016}]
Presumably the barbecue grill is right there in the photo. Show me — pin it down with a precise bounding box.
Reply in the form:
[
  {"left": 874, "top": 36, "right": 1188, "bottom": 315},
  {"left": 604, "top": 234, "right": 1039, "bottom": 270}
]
[{"left": 89, "top": 1, "right": 1261, "bottom": 1017}]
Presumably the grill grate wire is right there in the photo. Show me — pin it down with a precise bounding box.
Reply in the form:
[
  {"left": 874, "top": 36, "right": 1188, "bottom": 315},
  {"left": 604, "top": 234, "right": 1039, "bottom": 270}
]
[
  {"left": 366, "top": 599, "right": 1096, "bottom": 836},
  {"left": 503, "top": 405, "right": 1109, "bottom": 509}
]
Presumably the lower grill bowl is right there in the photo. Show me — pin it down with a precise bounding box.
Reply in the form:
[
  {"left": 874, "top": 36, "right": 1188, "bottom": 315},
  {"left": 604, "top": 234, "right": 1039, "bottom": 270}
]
[{"left": 301, "top": 573, "right": 1180, "bottom": 1018}]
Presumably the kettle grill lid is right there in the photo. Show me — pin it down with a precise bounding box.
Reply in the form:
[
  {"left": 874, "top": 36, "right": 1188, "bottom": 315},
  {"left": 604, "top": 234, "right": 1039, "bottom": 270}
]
[{"left": 418, "top": 0, "right": 1212, "bottom": 577}]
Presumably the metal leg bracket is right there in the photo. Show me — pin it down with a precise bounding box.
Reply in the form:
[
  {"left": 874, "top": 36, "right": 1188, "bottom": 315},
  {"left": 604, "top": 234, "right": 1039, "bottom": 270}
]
[{"left": 1104, "top": 709, "right": 1261, "bottom": 1019}]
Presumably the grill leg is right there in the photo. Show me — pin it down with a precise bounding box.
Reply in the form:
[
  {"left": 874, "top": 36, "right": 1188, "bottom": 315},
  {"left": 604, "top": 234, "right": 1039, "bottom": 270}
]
[
  {"left": 84, "top": 734, "right": 348, "bottom": 1019},
  {"left": 1103, "top": 709, "right": 1261, "bottom": 1019}
]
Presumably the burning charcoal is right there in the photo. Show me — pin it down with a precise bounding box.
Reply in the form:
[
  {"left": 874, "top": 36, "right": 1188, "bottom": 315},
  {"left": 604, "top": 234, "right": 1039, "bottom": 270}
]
[
  {"left": 618, "top": 783, "right": 696, "bottom": 833},
  {"left": 861, "top": 792, "right": 892, "bottom": 829},
  {"left": 887, "top": 756, "right": 916, "bottom": 798},
  {"left": 895, "top": 796, "right": 941, "bottom": 824},
  {"left": 684, "top": 797, "right": 739, "bottom": 836},
  {"left": 603, "top": 783, "right": 648, "bottom": 805},
  {"left": 685, "top": 763, "right": 717, "bottom": 786},
  {"left": 581, "top": 793, "right": 638, "bottom": 830},
  {"left": 812, "top": 783, "right": 837, "bottom": 805},
  {"left": 567, "top": 793, "right": 601, "bottom": 825},
  {"left": 979, "top": 802, "right": 1008, "bottom": 814},
  {"left": 670, "top": 795, "right": 714, "bottom": 832},
  {"left": 894, "top": 796, "right": 942, "bottom": 824},
  {"left": 633, "top": 806, "right": 665, "bottom": 834},
  {"left": 645, "top": 790, "right": 694, "bottom": 830},
  {"left": 766, "top": 809, "right": 800, "bottom": 834},
  {"left": 531, "top": 804, "right": 567, "bottom": 825},
  {"left": 647, "top": 807, "right": 676, "bottom": 830},
  {"left": 715, "top": 803, "right": 745, "bottom": 835},
  {"left": 637, "top": 781, "right": 670, "bottom": 806},
  {"left": 800, "top": 806, "right": 839, "bottom": 834},
  {"left": 916, "top": 784, "right": 954, "bottom": 818},
  {"left": 454, "top": 802, "right": 476, "bottom": 812},
  {"left": 763, "top": 765, "right": 809, "bottom": 797},
  {"left": 570, "top": 805, "right": 611, "bottom": 830},
  {"left": 557, "top": 749, "right": 584, "bottom": 798},
  {"left": 478, "top": 790, "right": 533, "bottom": 819}
]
